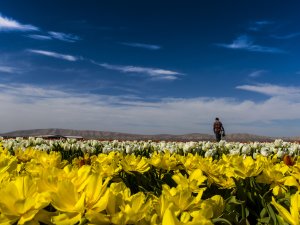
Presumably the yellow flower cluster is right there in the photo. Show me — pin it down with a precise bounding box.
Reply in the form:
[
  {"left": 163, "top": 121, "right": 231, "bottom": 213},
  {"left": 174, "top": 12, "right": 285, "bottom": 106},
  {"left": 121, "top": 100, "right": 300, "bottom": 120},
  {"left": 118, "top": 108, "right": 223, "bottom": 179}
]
[{"left": 0, "top": 141, "right": 299, "bottom": 224}]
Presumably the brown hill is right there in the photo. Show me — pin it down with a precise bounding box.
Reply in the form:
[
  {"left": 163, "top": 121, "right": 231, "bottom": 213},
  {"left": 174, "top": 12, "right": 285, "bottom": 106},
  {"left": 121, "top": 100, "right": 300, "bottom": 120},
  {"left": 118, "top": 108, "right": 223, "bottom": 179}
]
[
  {"left": 2, "top": 128, "right": 299, "bottom": 142},
  {"left": 1, "top": 128, "right": 212, "bottom": 141}
]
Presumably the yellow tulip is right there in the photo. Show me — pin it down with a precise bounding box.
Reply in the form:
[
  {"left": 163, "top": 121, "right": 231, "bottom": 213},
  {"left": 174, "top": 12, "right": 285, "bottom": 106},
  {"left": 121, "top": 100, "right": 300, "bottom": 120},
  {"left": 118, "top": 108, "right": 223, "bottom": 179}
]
[
  {"left": 0, "top": 176, "right": 50, "bottom": 224},
  {"left": 36, "top": 167, "right": 65, "bottom": 194},
  {"left": 272, "top": 192, "right": 300, "bottom": 225},
  {"left": 51, "top": 212, "right": 83, "bottom": 225},
  {"left": 161, "top": 204, "right": 214, "bottom": 225},
  {"left": 72, "top": 153, "right": 92, "bottom": 168},
  {"left": 72, "top": 165, "right": 92, "bottom": 192},
  {"left": 118, "top": 192, "right": 151, "bottom": 224},
  {"left": 197, "top": 157, "right": 235, "bottom": 189},
  {"left": 256, "top": 162, "right": 290, "bottom": 196},
  {"left": 0, "top": 171, "right": 10, "bottom": 189},
  {"left": 284, "top": 175, "right": 300, "bottom": 190},
  {"left": 256, "top": 162, "right": 289, "bottom": 184},
  {"left": 180, "top": 211, "right": 191, "bottom": 223},
  {"left": 14, "top": 148, "right": 38, "bottom": 163},
  {"left": 272, "top": 185, "right": 288, "bottom": 197},
  {"left": 51, "top": 172, "right": 111, "bottom": 224},
  {"left": 61, "top": 165, "right": 91, "bottom": 192},
  {"left": 51, "top": 180, "right": 85, "bottom": 212},
  {"left": 101, "top": 181, "right": 153, "bottom": 224},
  {"left": 0, "top": 153, "right": 17, "bottom": 175},
  {"left": 200, "top": 195, "right": 224, "bottom": 219},
  {"left": 106, "top": 182, "right": 130, "bottom": 215},
  {"left": 181, "top": 153, "right": 204, "bottom": 173},
  {"left": 148, "top": 151, "right": 179, "bottom": 171},
  {"left": 162, "top": 204, "right": 181, "bottom": 225},
  {"left": 36, "top": 151, "right": 66, "bottom": 169},
  {"left": 84, "top": 173, "right": 110, "bottom": 212},
  {"left": 172, "top": 169, "right": 207, "bottom": 193},
  {"left": 232, "top": 156, "right": 264, "bottom": 179},
  {"left": 188, "top": 211, "right": 214, "bottom": 225},
  {"left": 93, "top": 163, "right": 122, "bottom": 177},
  {"left": 162, "top": 185, "right": 196, "bottom": 212},
  {"left": 121, "top": 155, "right": 150, "bottom": 174},
  {"left": 92, "top": 152, "right": 122, "bottom": 177},
  {"left": 151, "top": 190, "right": 171, "bottom": 223},
  {"left": 51, "top": 180, "right": 85, "bottom": 224},
  {"left": 85, "top": 210, "right": 110, "bottom": 225},
  {"left": 0, "top": 152, "right": 17, "bottom": 187}
]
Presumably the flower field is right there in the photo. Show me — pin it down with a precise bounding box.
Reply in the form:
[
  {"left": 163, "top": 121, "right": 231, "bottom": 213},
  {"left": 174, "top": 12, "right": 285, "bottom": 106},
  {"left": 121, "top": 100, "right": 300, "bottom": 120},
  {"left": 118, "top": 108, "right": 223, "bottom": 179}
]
[{"left": 0, "top": 137, "right": 299, "bottom": 225}]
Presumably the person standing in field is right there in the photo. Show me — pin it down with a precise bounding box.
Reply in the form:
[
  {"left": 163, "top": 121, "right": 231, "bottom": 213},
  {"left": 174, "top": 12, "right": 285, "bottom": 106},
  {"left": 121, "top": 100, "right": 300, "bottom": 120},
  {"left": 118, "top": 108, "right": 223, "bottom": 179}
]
[{"left": 213, "top": 117, "right": 225, "bottom": 142}]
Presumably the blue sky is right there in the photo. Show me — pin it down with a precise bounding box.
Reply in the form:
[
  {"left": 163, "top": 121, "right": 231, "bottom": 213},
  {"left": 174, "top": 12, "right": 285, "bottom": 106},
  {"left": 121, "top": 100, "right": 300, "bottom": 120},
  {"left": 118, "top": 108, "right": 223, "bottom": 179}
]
[{"left": 1, "top": 0, "right": 300, "bottom": 136}]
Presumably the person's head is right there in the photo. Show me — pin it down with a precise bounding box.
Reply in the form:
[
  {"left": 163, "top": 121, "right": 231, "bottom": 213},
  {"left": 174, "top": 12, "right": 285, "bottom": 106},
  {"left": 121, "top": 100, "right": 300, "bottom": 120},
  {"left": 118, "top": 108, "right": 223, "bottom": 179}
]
[{"left": 215, "top": 117, "right": 219, "bottom": 121}]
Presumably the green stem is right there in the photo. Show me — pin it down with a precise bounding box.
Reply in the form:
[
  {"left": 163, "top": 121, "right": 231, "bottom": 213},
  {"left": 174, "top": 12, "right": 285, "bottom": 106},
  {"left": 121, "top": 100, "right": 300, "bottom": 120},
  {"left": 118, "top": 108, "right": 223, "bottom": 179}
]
[
  {"left": 241, "top": 203, "right": 246, "bottom": 220},
  {"left": 212, "top": 218, "right": 233, "bottom": 225}
]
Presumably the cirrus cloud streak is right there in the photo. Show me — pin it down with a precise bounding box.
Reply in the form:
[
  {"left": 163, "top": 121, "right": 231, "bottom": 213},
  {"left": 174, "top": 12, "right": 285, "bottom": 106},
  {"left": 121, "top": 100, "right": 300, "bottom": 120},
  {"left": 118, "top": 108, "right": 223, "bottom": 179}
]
[
  {"left": 92, "top": 61, "right": 182, "bottom": 80},
  {"left": 27, "top": 49, "right": 78, "bottom": 61},
  {"left": 236, "top": 83, "right": 300, "bottom": 97},
  {"left": 216, "top": 35, "right": 285, "bottom": 53},
  {"left": 0, "top": 13, "right": 38, "bottom": 31},
  {"left": 119, "top": 42, "right": 161, "bottom": 50},
  {"left": 0, "top": 65, "right": 19, "bottom": 73}
]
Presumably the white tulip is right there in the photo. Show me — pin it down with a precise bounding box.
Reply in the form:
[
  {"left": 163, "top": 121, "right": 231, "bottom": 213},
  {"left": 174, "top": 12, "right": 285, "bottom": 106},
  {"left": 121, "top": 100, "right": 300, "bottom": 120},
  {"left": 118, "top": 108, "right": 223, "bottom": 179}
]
[
  {"left": 274, "top": 139, "right": 283, "bottom": 147},
  {"left": 241, "top": 145, "right": 251, "bottom": 155},
  {"left": 277, "top": 150, "right": 285, "bottom": 158}
]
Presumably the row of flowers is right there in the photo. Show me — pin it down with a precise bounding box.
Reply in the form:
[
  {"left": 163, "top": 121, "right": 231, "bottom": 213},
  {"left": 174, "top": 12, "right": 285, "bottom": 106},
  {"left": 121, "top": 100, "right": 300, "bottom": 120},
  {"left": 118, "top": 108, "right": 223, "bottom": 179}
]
[
  {"left": 1, "top": 137, "right": 300, "bottom": 159},
  {"left": 0, "top": 139, "right": 299, "bottom": 224}
]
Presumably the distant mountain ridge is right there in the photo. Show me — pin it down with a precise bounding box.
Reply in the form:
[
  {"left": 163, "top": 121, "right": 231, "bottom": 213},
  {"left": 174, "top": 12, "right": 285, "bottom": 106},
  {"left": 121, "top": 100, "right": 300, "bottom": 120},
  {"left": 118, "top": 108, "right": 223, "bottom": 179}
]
[{"left": 2, "top": 128, "right": 298, "bottom": 142}]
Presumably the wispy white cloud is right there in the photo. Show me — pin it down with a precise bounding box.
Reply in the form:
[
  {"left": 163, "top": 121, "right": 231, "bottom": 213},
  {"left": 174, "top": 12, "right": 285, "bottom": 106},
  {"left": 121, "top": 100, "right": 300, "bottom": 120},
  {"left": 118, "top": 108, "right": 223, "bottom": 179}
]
[
  {"left": 236, "top": 83, "right": 300, "bottom": 97},
  {"left": 255, "top": 21, "right": 273, "bottom": 26},
  {"left": 119, "top": 42, "right": 161, "bottom": 50},
  {"left": 0, "top": 66, "right": 19, "bottom": 73},
  {"left": 28, "top": 49, "right": 78, "bottom": 61},
  {"left": 26, "top": 34, "right": 52, "bottom": 40},
  {"left": 216, "top": 35, "right": 285, "bottom": 53},
  {"left": 248, "top": 20, "right": 273, "bottom": 31},
  {"left": 92, "top": 61, "right": 181, "bottom": 80},
  {"left": 271, "top": 32, "right": 300, "bottom": 39},
  {"left": 26, "top": 32, "right": 80, "bottom": 42},
  {"left": 0, "top": 13, "right": 80, "bottom": 42},
  {"left": 0, "top": 13, "right": 38, "bottom": 31},
  {"left": 1, "top": 83, "right": 300, "bottom": 136},
  {"left": 48, "top": 31, "right": 81, "bottom": 42},
  {"left": 249, "top": 70, "right": 267, "bottom": 78}
]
